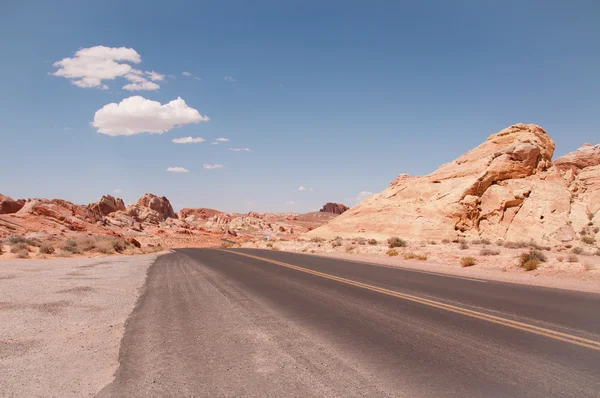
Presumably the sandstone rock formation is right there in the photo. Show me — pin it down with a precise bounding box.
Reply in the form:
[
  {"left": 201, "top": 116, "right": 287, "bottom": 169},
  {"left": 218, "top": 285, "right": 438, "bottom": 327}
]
[
  {"left": 307, "top": 124, "right": 599, "bottom": 247},
  {"left": 88, "top": 195, "right": 126, "bottom": 217},
  {"left": 0, "top": 194, "right": 25, "bottom": 214},
  {"left": 178, "top": 208, "right": 223, "bottom": 221},
  {"left": 320, "top": 203, "right": 349, "bottom": 215},
  {"left": 125, "top": 194, "right": 176, "bottom": 224}
]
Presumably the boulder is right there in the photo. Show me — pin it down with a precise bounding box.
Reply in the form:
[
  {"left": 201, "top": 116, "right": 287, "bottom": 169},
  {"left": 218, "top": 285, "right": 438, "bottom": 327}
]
[
  {"left": 88, "top": 195, "right": 126, "bottom": 217},
  {"left": 126, "top": 194, "right": 176, "bottom": 224}
]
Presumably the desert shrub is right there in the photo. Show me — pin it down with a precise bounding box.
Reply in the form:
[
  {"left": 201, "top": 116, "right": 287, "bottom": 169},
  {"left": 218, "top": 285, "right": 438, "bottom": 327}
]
[
  {"left": 0, "top": 244, "right": 4, "bottom": 255},
  {"left": 442, "top": 238, "right": 450, "bottom": 244},
  {"left": 584, "top": 264, "right": 595, "bottom": 271},
  {"left": 471, "top": 238, "right": 491, "bottom": 245},
  {"left": 460, "top": 257, "right": 477, "bottom": 267},
  {"left": 386, "top": 249, "right": 399, "bottom": 257},
  {"left": 331, "top": 239, "right": 342, "bottom": 248},
  {"left": 582, "top": 236, "right": 596, "bottom": 245},
  {"left": 519, "top": 250, "right": 547, "bottom": 264},
  {"left": 480, "top": 248, "right": 500, "bottom": 256},
  {"left": 77, "top": 237, "right": 97, "bottom": 251},
  {"left": 428, "top": 240, "right": 437, "bottom": 245},
  {"left": 96, "top": 240, "right": 115, "bottom": 254},
  {"left": 459, "top": 242, "right": 469, "bottom": 250},
  {"left": 10, "top": 242, "right": 31, "bottom": 253},
  {"left": 589, "top": 222, "right": 594, "bottom": 226},
  {"left": 557, "top": 256, "right": 564, "bottom": 262},
  {"left": 595, "top": 250, "right": 600, "bottom": 256},
  {"left": 521, "top": 259, "right": 540, "bottom": 271},
  {"left": 39, "top": 242, "right": 55, "bottom": 254},
  {"left": 301, "top": 248, "right": 308, "bottom": 252},
  {"left": 388, "top": 237, "right": 407, "bottom": 248},
  {"left": 15, "top": 248, "right": 29, "bottom": 259},
  {"left": 580, "top": 228, "right": 588, "bottom": 236},
  {"left": 354, "top": 237, "right": 366, "bottom": 245},
  {"left": 310, "top": 250, "right": 316, "bottom": 254},
  {"left": 404, "top": 252, "right": 428, "bottom": 261},
  {"left": 310, "top": 237, "right": 325, "bottom": 243},
  {"left": 271, "top": 246, "right": 280, "bottom": 251},
  {"left": 345, "top": 245, "right": 355, "bottom": 253},
  {"left": 61, "top": 239, "right": 81, "bottom": 254},
  {"left": 266, "top": 243, "right": 273, "bottom": 248},
  {"left": 594, "top": 227, "right": 600, "bottom": 234},
  {"left": 566, "top": 254, "right": 579, "bottom": 263},
  {"left": 368, "top": 239, "right": 378, "bottom": 245},
  {"left": 572, "top": 247, "right": 584, "bottom": 255},
  {"left": 109, "top": 238, "right": 128, "bottom": 253},
  {"left": 589, "top": 212, "right": 596, "bottom": 221},
  {"left": 503, "top": 241, "right": 529, "bottom": 249}
]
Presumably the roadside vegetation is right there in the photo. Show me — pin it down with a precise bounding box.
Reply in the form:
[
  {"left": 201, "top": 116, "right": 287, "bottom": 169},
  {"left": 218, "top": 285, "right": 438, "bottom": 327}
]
[
  {"left": 387, "top": 237, "right": 407, "bottom": 248},
  {"left": 518, "top": 250, "right": 547, "bottom": 271},
  {"left": 460, "top": 257, "right": 477, "bottom": 267}
]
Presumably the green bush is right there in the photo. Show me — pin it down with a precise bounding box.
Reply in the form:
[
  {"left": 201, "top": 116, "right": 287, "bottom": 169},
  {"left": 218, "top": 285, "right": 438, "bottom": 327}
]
[
  {"left": 460, "top": 257, "right": 476, "bottom": 267},
  {"left": 388, "top": 237, "right": 407, "bottom": 248}
]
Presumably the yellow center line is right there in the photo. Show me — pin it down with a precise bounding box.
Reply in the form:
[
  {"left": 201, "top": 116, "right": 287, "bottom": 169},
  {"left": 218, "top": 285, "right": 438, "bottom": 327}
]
[{"left": 221, "top": 250, "right": 600, "bottom": 351}]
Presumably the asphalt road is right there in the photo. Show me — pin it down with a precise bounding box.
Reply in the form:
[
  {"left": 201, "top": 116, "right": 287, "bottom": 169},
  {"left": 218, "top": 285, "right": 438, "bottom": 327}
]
[{"left": 98, "top": 249, "right": 600, "bottom": 397}]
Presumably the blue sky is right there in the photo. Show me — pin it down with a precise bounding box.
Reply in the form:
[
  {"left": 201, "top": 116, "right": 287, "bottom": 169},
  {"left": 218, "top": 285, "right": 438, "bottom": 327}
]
[{"left": 1, "top": 1, "right": 599, "bottom": 213}]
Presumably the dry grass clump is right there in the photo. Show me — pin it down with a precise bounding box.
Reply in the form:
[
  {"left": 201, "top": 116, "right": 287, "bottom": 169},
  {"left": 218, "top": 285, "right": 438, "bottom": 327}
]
[
  {"left": 7, "top": 236, "right": 40, "bottom": 246},
  {"left": 471, "top": 238, "right": 491, "bottom": 245},
  {"left": 572, "top": 247, "right": 584, "bottom": 255},
  {"left": 331, "top": 239, "right": 342, "bottom": 248},
  {"left": 271, "top": 246, "right": 280, "bottom": 251},
  {"left": 460, "top": 257, "right": 477, "bottom": 267},
  {"left": 584, "top": 264, "right": 595, "bottom": 271},
  {"left": 310, "top": 237, "right": 325, "bottom": 243},
  {"left": 61, "top": 239, "right": 81, "bottom": 254},
  {"left": 386, "top": 249, "right": 399, "bottom": 257},
  {"left": 11, "top": 242, "right": 31, "bottom": 253},
  {"left": 388, "top": 237, "right": 407, "bottom": 248},
  {"left": 353, "top": 237, "right": 367, "bottom": 245},
  {"left": 404, "top": 252, "right": 428, "bottom": 261},
  {"left": 0, "top": 244, "right": 4, "bottom": 255},
  {"left": 15, "top": 249, "right": 29, "bottom": 258},
  {"left": 368, "top": 239, "right": 378, "bottom": 245},
  {"left": 503, "top": 241, "right": 529, "bottom": 249},
  {"left": 581, "top": 236, "right": 596, "bottom": 245},
  {"left": 566, "top": 254, "right": 579, "bottom": 263},
  {"left": 39, "top": 242, "right": 55, "bottom": 254},
  {"left": 459, "top": 242, "right": 469, "bottom": 250},
  {"left": 595, "top": 250, "right": 600, "bottom": 257},
  {"left": 480, "top": 248, "right": 500, "bottom": 256},
  {"left": 519, "top": 250, "right": 547, "bottom": 271},
  {"left": 266, "top": 243, "right": 273, "bottom": 248},
  {"left": 442, "top": 238, "right": 450, "bottom": 244}
]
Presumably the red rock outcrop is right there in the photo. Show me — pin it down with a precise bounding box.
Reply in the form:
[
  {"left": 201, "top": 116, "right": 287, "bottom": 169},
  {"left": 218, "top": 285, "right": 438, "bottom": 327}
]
[
  {"left": 307, "top": 124, "right": 599, "bottom": 247},
  {"left": 178, "top": 208, "right": 223, "bottom": 221},
  {"left": 125, "top": 194, "right": 176, "bottom": 224},
  {"left": 319, "top": 203, "right": 349, "bottom": 215},
  {"left": 0, "top": 194, "right": 25, "bottom": 214},
  {"left": 554, "top": 144, "right": 600, "bottom": 173},
  {"left": 88, "top": 195, "right": 126, "bottom": 217}
]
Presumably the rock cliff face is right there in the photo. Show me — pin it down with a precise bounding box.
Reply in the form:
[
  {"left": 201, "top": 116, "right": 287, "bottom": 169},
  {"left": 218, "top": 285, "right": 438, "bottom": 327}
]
[
  {"left": 307, "top": 124, "right": 599, "bottom": 247},
  {"left": 319, "top": 203, "right": 349, "bottom": 215},
  {"left": 0, "top": 195, "right": 25, "bottom": 214}
]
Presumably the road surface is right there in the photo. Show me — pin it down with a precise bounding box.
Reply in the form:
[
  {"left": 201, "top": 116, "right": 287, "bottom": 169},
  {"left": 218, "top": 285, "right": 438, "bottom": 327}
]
[{"left": 98, "top": 249, "right": 600, "bottom": 397}]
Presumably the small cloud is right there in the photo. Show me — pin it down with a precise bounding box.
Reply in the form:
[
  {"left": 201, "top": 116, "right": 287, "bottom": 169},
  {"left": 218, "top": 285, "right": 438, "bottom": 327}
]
[
  {"left": 297, "top": 186, "right": 306, "bottom": 192},
  {"left": 228, "top": 147, "right": 251, "bottom": 152},
  {"left": 167, "top": 166, "right": 190, "bottom": 173},
  {"left": 172, "top": 136, "right": 205, "bottom": 144},
  {"left": 122, "top": 80, "right": 160, "bottom": 91},
  {"left": 216, "top": 137, "right": 230, "bottom": 142},
  {"left": 211, "top": 142, "right": 219, "bottom": 145},
  {"left": 168, "top": 74, "right": 176, "bottom": 79},
  {"left": 247, "top": 201, "right": 253, "bottom": 205},
  {"left": 203, "top": 164, "right": 223, "bottom": 169},
  {"left": 194, "top": 77, "right": 201, "bottom": 81},
  {"left": 182, "top": 72, "right": 192, "bottom": 77},
  {"left": 286, "top": 200, "right": 296, "bottom": 205},
  {"left": 309, "top": 188, "right": 314, "bottom": 191},
  {"left": 112, "top": 189, "right": 123, "bottom": 193},
  {"left": 145, "top": 71, "right": 164, "bottom": 81},
  {"left": 63, "top": 126, "right": 71, "bottom": 131},
  {"left": 224, "top": 76, "right": 236, "bottom": 82}
]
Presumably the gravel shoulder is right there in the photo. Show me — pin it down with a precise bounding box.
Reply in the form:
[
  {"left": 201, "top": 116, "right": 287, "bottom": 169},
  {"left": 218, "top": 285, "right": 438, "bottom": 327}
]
[{"left": 0, "top": 252, "right": 162, "bottom": 397}]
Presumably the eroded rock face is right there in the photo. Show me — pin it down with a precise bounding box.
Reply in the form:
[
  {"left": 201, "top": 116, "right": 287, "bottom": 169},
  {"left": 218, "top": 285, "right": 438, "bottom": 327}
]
[
  {"left": 320, "top": 203, "right": 349, "bottom": 215},
  {"left": 0, "top": 194, "right": 25, "bottom": 214},
  {"left": 306, "top": 124, "right": 598, "bottom": 247},
  {"left": 88, "top": 195, "right": 126, "bottom": 217},
  {"left": 178, "top": 208, "right": 223, "bottom": 221},
  {"left": 126, "top": 194, "right": 176, "bottom": 224},
  {"left": 554, "top": 144, "right": 600, "bottom": 173}
]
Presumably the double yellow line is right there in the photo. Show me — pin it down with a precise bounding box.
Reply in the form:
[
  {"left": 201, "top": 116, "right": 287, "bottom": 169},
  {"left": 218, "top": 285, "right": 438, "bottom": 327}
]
[{"left": 223, "top": 250, "right": 600, "bottom": 351}]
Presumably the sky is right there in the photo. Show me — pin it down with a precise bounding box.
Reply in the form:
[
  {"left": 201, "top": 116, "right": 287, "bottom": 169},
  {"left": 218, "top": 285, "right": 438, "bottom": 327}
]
[{"left": 1, "top": 1, "right": 599, "bottom": 213}]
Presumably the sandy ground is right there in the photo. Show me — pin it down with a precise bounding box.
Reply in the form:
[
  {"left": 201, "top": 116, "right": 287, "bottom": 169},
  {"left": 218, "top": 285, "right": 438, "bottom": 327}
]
[
  {"left": 242, "top": 238, "right": 600, "bottom": 294},
  {"left": 0, "top": 252, "right": 162, "bottom": 397}
]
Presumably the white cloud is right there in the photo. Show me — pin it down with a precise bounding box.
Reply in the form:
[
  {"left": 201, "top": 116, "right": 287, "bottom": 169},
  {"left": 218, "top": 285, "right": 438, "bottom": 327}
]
[
  {"left": 216, "top": 137, "right": 229, "bottom": 142},
  {"left": 52, "top": 46, "right": 163, "bottom": 91},
  {"left": 194, "top": 77, "right": 201, "bottom": 81},
  {"left": 112, "top": 189, "right": 123, "bottom": 193},
  {"left": 286, "top": 201, "right": 296, "bottom": 205},
  {"left": 146, "top": 71, "right": 164, "bottom": 81},
  {"left": 92, "top": 96, "right": 209, "bottom": 136},
  {"left": 211, "top": 142, "right": 219, "bottom": 145},
  {"left": 182, "top": 72, "right": 192, "bottom": 76},
  {"left": 224, "top": 76, "right": 236, "bottom": 82},
  {"left": 167, "top": 166, "right": 189, "bottom": 173},
  {"left": 228, "top": 147, "right": 251, "bottom": 152},
  {"left": 298, "top": 186, "right": 306, "bottom": 191},
  {"left": 172, "top": 136, "right": 205, "bottom": 144},
  {"left": 203, "top": 164, "right": 223, "bottom": 169},
  {"left": 122, "top": 81, "right": 160, "bottom": 91}
]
